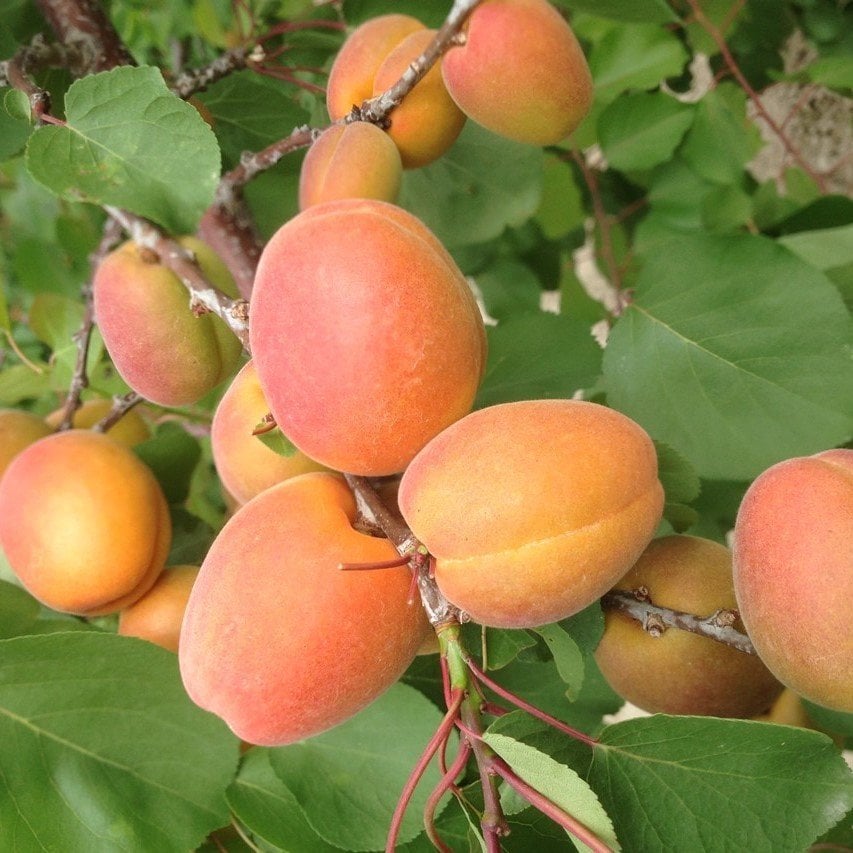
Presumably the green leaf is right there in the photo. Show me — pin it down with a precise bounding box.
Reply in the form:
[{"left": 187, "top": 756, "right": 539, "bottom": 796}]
[
  {"left": 599, "top": 92, "right": 694, "bottom": 172},
  {"left": 806, "top": 54, "right": 853, "bottom": 89},
  {"left": 26, "top": 66, "right": 220, "bottom": 233},
  {"left": 0, "top": 632, "right": 240, "bottom": 852},
  {"left": 680, "top": 86, "right": 760, "bottom": 185},
  {"left": 134, "top": 422, "right": 202, "bottom": 504},
  {"left": 535, "top": 154, "right": 585, "bottom": 240},
  {"left": 0, "top": 579, "right": 39, "bottom": 639},
  {"left": 473, "top": 259, "right": 542, "bottom": 321},
  {"left": 603, "top": 233, "right": 853, "bottom": 480},
  {"left": 0, "top": 88, "right": 32, "bottom": 161},
  {"left": 532, "top": 624, "right": 585, "bottom": 701},
  {"left": 779, "top": 225, "right": 853, "bottom": 271},
  {"left": 166, "top": 507, "right": 216, "bottom": 567},
  {"left": 27, "top": 292, "right": 82, "bottom": 350},
  {"left": 197, "top": 72, "right": 311, "bottom": 170},
  {"left": 553, "top": 0, "right": 676, "bottom": 23},
  {"left": 484, "top": 718, "right": 620, "bottom": 852},
  {"left": 655, "top": 441, "right": 701, "bottom": 505},
  {"left": 589, "top": 24, "right": 689, "bottom": 104},
  {"left": 269, "top": 683, "right": 451, "bottom": 850},
  {"left": 701, "top": 184, "right": 754, "bottom": 232},
  {"left": 400, "top": 122, "right": 543, "bottom": 249},
  {"left": 227, "top": 748, "right": 339, "bottom": 853},
  {"left": 476, "top": 312, "right": 603, "bottom": 409},
  {"left": 589, "top": 716, "right": 853, "bottom": 852},
  {"left": 254, "top": 424, "right": 299, "bottom": 458},
  {"left": 0, "top": 363, "right": 52, "bottom": 405}
]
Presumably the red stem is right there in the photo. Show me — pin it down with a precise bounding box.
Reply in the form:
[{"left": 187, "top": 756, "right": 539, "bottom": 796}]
[
  {"left": 465, "top": 656, "right": 598, "bottom": 747},
  {"left": 385, "top": 689, "right": 464, "bottom": 853},
  {"left": 424, "top": 740, "right": 472, "bottom": 852}
]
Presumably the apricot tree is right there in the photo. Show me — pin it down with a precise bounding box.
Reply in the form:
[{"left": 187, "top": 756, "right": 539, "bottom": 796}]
[{"left": 0, "top": 0, "right": 851, "bottom": 851}]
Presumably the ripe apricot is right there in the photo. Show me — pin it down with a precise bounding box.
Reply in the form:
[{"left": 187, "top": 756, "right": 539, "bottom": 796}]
[
  {"left": 249, "top": 199, "right": 486, "bottom": 476},
  {"left": 594, "top": 536, "right": 783, "bottom": 717},
  {"left": 326, "top": 14, "right": 425, "bottom": 121},
  {"left": 45, "top": 398, "right": 150, "bottom": 447},
  {"left": 299, "top": 122, "right": 402, "bottom": 209},
  {"left": 441, "top": 0, "right": 593, "bottom": 145},
  {"left": 93, "top": 237, "right": 243, "bottom": 407},
  {"left": 0, "top": 430, "right": 171, "bottom": 615},
  {"left": 118, "top": 565, "right": 199, "bottom": 652},
  {"left": 179, "top": 473, "right": 430, "bottom": 745},
  {"left": 372, "top": 29, "right": 467, "bottom": 168},
  {"left": 398, "top": 400, "right": 664, "bottom": 628},
  {"left": 210, "top": 361, "right": 327, "bottom": 505},
  {"left": 732, "top": 449, "right": 853, "bottom": 712},
  {"left": 0, "top": 409, "right": 51, "bottom": 478}
]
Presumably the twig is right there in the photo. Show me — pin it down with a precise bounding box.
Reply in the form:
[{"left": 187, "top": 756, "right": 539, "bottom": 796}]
[
  {"left": 601, "top": 589, "right": 757, "bottom": 655},
  {"left": 2, "top": 37, "right": 72, "bottom": 124},
  {"left": 170, "top": 46, "right": 254, "bottom": 98},
  {"left": 92, "top": 391, "right": 144, "bottom": 434},
  {"left": 53, "top": 285, "right": 94, "bottom": 431},
  {"left": 104, "top": 207, "right": 251, "bottom": 350},
  {"left": 685, "top": 0, "right": 829, "bottom": 194}
]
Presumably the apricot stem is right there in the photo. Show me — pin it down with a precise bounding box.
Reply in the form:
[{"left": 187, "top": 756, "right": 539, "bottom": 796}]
[
  {"left": 385, "top": 688, "right": 464, "bottom": 853},
  {"left": 601, "top": 589, "right": 757, "bottom": 655},
  {"left": 423, "top": 739, "right": 472, "bottom": 852},
  {"left": 465, "top": 656, "right": 598, "bottom": 748},
  {"left": 338, "top": 555, "right": 412, "bottom": 571},
  {"left": 92, "top": 392, "right": 144, "bottom": 435}
]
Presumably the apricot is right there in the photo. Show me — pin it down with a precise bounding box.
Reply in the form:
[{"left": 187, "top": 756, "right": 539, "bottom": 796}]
[
  {"left": 326, "top": 14, "right": 425, "bottom": 121},
  {"left": 178, "top": 473, "right": 430, "bottom": 745},
  {"left": 299, "top": 122, "right": 402, "bottom": 209},
  {"left": 249, "top": 199, "right": 487, "bottom": 476},
  {"left": 732, "top": 449, "right": 853, "bottom": 712},
  {"left": 118, "top": 565, "right": 199, "bottom": 652},
  {"left": 93, "top": 237, "right": 243, "bottom": 407},
  {"left": 210, "top": 361, "right": 327, "bottom": 505},
  {"left": 397, "top": 400, "right": 664, "bottom": 628},
  {"left": 0, "top": 430, "right": 171, "bottom": 615},
  {"left": 441, "top": 0, "right": 593, "bottom": 145},
  {"left": 372, "top": 29, "right": 467, "bottom": 168},
  {"left": 45, "top": 398, "right": 151, "bottom": 447},
  {"left": 0, "top": 409, "right": 51, "bottom": 479},
  {"left": 594, "top": 536, "right": 783, "bottom": 718}
]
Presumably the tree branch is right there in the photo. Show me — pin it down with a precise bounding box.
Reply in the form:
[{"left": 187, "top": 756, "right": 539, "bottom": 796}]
[{"left": 601, "top": 589, "right": 758, "bottom": 655}]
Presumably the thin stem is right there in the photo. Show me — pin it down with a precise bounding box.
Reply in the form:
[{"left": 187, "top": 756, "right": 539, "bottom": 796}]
[
  {"left": 491, "top": 757, "right": 614, "bottom": 853},
  {"left": 54, "top": 285, "right": 94, "bottom": 431},
  {"left": 465, "top": 656, "right": 598, "bottom": 748},
  {"left": 601, "top": 589, "right": 757, "bottom": 655},
  {"left": 338, "top": 555, "right": 411, "bottom": 571},
  {"left": 385, "top": 689, "right": 464, "bottom": 853},
  {"left": 92, "top": 392, "right": 143, "bottom": 434},
  {"left": 424, "top": 740, "right": 472, "bottom": 853}
]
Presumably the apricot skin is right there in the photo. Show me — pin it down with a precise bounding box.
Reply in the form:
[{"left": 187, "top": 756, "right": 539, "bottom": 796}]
[
  {"left": 0, "top": 409, "right": 51, "bottom": 479},
  {"left": 178, "top": 473, "right": 430, "bottom": 746},
  {"left": 441, "top": 0, "right": 593, "bottom": 145},
  {"left": 732, "top": 449, "right": 853, "bottom": 712},
  {"left": 118, "top": 565, "right": 199, "bottom": 653},
  {"left": 372, "top": 29, "right": 467, "bottom": 168},
  {"left": 594, "top": 536, "right": 783, "bottom": 718},
  {"left": 326, "top": 14, "right": 425, "bottom": 121},
  {"left": 45, "top": 398, "right": 150, "bottom": 447},
  {"left": 93, "top": 237, "right": 243, "bottom": 407},
  {"left": 398, "top": 400, "right": 664, "bottom": 628},
  {"left": 0, "top": 430, "right": 171, "bottom": 615},
  {"left": 249, "top": 199, "right": 487, "bottom": 477},
  {"left": 210, "top": 361, "right": 327, "bottom": 505},
  {"left": 299, "top": 122, "right": 402, "bottom": 209}
]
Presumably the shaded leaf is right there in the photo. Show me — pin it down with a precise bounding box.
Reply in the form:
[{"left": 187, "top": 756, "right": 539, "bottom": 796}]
[{"left": 532, "top": 624, "right": 585, "bottom": 701}]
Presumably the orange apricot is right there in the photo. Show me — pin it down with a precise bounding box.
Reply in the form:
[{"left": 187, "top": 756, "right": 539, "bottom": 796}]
[
  {"left": 118, "top": 565, "right": 200, "bottom": 652},
  {"left": 249, "top": 199, "right": 486, "bottom": 476},
  {"left": 732, "top": 449, "right": 853, "bottom": 712},
  {"left": 441, "top": 0, "right": 593, "bottom": 145},
  {"left": 326, "top": 14, "right": 425, "bottom": 121},
  {"left": 0, "top": 409, "right": 51, "bottom": 479},
  {"left": 93, "top": 237, "right": 243, "bottom": 407},
  {"left": 45, "top": 398, "right": 150, "bottom": 447},
  {"left": 178, "top": 473, "right": 430, "bottom": 745},
  {"left": 0, "top": 430, "right": 171, "bottom": 615},
  {"left": 398, "top": 400, "right": 664, "bottom": 628},
  {"left": 210, "top": 360, "right": 328, "bottom": 505},
  {"left": 372, "top": 29, "right": 467, "bottom": 168},
  {"left": 594, "top": 536, "right": 783, "bottom": 717},
  {"left": 299, "top": 122, "right": 402, "bottom": 209}
]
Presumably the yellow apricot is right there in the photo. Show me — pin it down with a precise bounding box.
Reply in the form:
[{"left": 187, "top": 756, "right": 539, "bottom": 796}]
[
  {"left": 0, "top": 409, "right": 52, "bottom": 479},
  {"left": 299, "top": 122, "right": 402, "bottom": 209},
  {"left": 0, "top": 430, "right": 171, "bottom": 615},
  {"left": 594, "top": 535, "right": 783, "bottom": 717},
  {"left": 118, "top": 565, "right": 200, "bottom": 652},
  {"left": 179, "top": 473, "right": 430, "bottom": 745},
  {"left": 210, "top": 361, "right": 328, "bottom": 505},
  {"left": 398, "top": 400, "right": 664, "bottom": 628}
]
